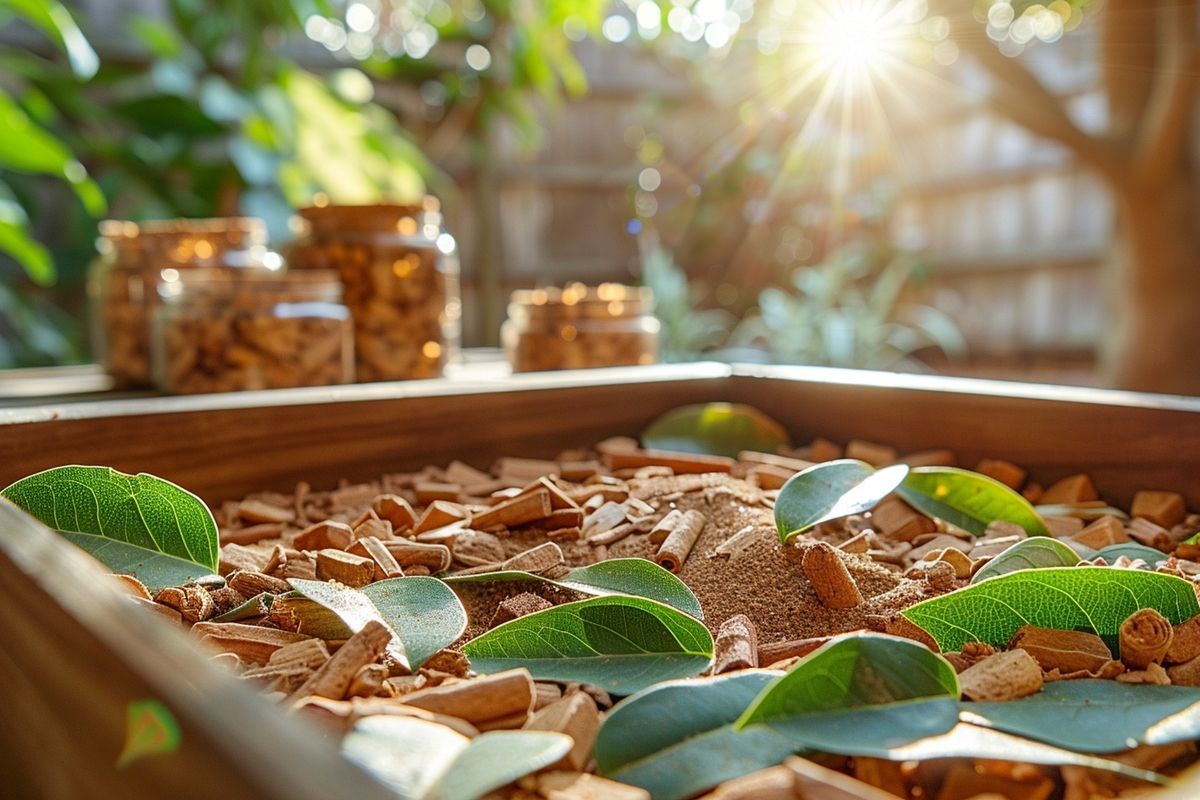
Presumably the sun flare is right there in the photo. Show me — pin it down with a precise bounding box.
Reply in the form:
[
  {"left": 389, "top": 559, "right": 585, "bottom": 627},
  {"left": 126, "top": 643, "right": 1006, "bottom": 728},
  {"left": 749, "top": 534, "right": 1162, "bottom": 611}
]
[{"left": 810, "top": 0, "right": 909, "bottom": 79}]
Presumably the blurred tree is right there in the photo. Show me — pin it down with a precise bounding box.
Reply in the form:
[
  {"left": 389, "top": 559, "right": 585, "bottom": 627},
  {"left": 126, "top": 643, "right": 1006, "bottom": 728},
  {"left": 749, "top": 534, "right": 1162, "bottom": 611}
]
[{"left": 937, "top": 0, "right": 1199, "bottom": 393}]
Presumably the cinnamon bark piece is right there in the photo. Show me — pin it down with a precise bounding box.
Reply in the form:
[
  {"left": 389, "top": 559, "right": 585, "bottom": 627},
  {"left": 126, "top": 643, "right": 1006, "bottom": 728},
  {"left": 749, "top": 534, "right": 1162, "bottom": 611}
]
[
  {"left": 525, "top": 692, "right": 601, "bottom": 772},
  {"left": 491, "top": 592, "right": 553, "bottom": 627},
  {"left": 582, "top": 501, "right": 629, "bottom": 539},
  {"left": 801, "top": 542, "right": 864, "bottom": 609},
  {"left": 737, "top": 450, "right": 815, "bottom": 473},
  {"left": 228, "top": 570, "right": 292, "bottom": 598},
  {"left": 522, "top": 476, "right": 581, "bottom": 510},
  {"left": 1042, "top": 515, "right": 1084, "bottom": 537},
  {"left": 714, "top": 614, "right": 759, "bottom": 674},
  {"left": 1128, "top": 517, "right": 1173, "bottom": 551},
  {"left": 288, "top": 620, "right": 392, "bottom": 703},
  {"left": 470, "top": 488, "right": 553, "bottom": 530},
  {"left": 958, "top": 649, "right": 1044, "bottom": 701},
  {"left": 532, "top": 508, "right": 585, "bottom": 530},
  {"left": 526, "top": 771, "right": 650, "bottom": 800},
  {"left": 399, "top": 668, "right": 535, "bottom": 728},
  {"left": 221, "top": 522, "right": 287, "bottom": 546},
  {"left": 1010, "top": 625, "right": 1113, "bottom": 673},
  {"left": 352, "top": 517, "right": 392, "bottom": 543},
  {"left": 604, "top": 448, "right": 735, "bottom": 474},
  {"left": 845, "top": 440, "right": 896, "bottom": 467},
  {"left": 503, "top": 542, "right": 565, "bottom": 574},
  {"left": 415, "top": 482, "right": 461, "bottom": 504},
  {"left": 315, "top": 549, "right": 376, "bottom": 588},
  {"left": 1120, "top": 608, "right": 1175, "bottom": 669},
  {"left": 1070, "top": 515, "right": 1130, "bottom": 550},
  {"left": 558, "top": 460, "right": 604, "bottom": 481},
  {"left": 495, "top": 456, "right": 560, "bottom": 482},
  {"left": 655, "top": 510, "right": 707, "bottom": 573},
  {"left": 870, "top": 496, "right": 936, "bottom": 542},
  {"left": 1039, "top": 474, "right": 1098, "bottom": 504},
  {"left": 219, "top": 543, "right": 268, "bottom": 575},
  {"left": 1117, "top": 662, "right": 1172, "bottom": 685},
  {"left": 154, "top": 585, "right": 215, "bottom": 624},
  {"left": 711, "top": 525, "right": 762, "bottom": 558},
  {"left": 348, "top": 536, "right": 405, "bottom": 579},
  {"left": 1167, "top": 615, "right": 1200, "bottom": 664},
  {"left": 414, "top": 500, "right": 468, "bottom": 534},
  {"left": 372, "top": 493, "right": 416, "bottom": 532},
  {"left": 443, "top": 460, "right": 492, "bottom": 486},
  {"left": 238, "top": 499, "right": 297, "bottom": 525},
  {"left": 586, "top": 521, "right": 639, "bottom": 546},
  {"left": 1132, "top": 490, "right": 1187, "bottom": 529},
  {"left": 192, "top": 622, "right": 313, "bottom": 665},
  {"left": 1168, "top": 655, "right": 1200, "bottom": 686},
  {"left": 973, "top": 458, "right": 1027, "bottom": 490},
  {"left": 293, "top": 520, "right": 354, "bottom": 551},
  {"left": 745, "top": 465, "right": 795, "bottom": 490},
  {"left": 900, "top": 449, "right": 957, "bottom": 467}
]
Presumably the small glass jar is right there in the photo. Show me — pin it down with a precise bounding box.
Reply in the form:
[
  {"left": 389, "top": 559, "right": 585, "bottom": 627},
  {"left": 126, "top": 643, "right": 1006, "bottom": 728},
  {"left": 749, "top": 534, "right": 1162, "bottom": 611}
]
[
  {"left": 290, "top": 199, "right": 461, "bottom": 382},
  {"left": 152, "top": 270, "right": 354, "bottom": 394},
  {"left": 89, "top": 217, "right": 279, "bottom": 388},
  {"left": 502, "top": 283, "right": 660, "bottom": 373}
]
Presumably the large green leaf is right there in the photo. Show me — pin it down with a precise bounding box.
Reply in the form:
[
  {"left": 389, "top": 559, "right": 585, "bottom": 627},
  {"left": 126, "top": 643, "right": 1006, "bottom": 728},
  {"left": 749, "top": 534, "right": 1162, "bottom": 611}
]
[
  {"left": 736, "top": 634, "right": 960, "bottom": 751},
  {"left": 446, "top": 558, "right": 703, "bottom": 618},
  {"left": 898, "top": 467, "right": 1049, "bottom": 536},
  {"left": 640, "top": 403, "right": 790, "bottom": 458},
  {"left": 362, "top": 577, "right": 467, "bottom": 668},
  {"left": 2, "top": 465, "right": 219, "bottom": 572},
  {"left": 0, "top": 215, "right": 53, "bottom": 285},
  {"left": 970, "top": 537, "right": 1080, "bottom": 584},
  {"left": 774, "top": 460, "right": 908, "bottom": 542},
  {"left": 0, "top": 92, "right": 105, "bottom": 215},
  {"left": 58, "top": 530, "right": 216, "bottom": 591},
  {"left": 290, "top": 577, "right": 466, "bottom": 671},
  {"left": 462, "top": 595, "right": 714, "bottom": 695},
  {"left": 343, "top": 715, "right": 570, "bottom": 800},
  {"left": 966, "top": 680, "right": 1200, "bottom": 754},
  {"left": 595, "top": 672, "right": 796, "bottom": 800},
  {"left": 902, "top": 567, "right": 1200, "bottom": 651}
]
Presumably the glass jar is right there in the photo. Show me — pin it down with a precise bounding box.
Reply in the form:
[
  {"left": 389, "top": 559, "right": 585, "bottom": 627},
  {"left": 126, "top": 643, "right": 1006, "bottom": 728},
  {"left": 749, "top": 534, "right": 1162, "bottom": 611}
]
[
  {"left": 502, "top": 283, "right": 660, "bottom": 373},
  {"left": 152, "top": 270, "right": 354, "bottom": 394},
  {"left": 88, "top": 217, "right": 279, "bottom": 388},
  {"left": 290, "top": 199, "right": 461, "bottom": 382}
]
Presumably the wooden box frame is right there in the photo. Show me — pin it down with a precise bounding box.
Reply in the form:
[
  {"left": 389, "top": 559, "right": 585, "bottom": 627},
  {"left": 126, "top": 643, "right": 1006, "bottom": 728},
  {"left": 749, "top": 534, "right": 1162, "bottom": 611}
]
[{"left": 3, "top": 363, "right": 1200, "bottom": 799}]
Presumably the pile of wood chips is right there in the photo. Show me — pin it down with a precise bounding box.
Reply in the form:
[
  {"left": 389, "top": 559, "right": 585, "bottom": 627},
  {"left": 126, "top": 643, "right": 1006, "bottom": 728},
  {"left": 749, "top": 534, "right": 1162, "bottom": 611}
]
[{"left": 113, "top": 434, "right": 1200, "bottom": 800}]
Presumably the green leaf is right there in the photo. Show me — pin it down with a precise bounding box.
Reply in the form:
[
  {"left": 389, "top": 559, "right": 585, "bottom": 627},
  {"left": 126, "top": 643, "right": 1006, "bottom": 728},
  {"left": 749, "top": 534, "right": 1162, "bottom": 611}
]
[
  {"left": 213, "top": 592, "right": 274, "bottom": 623},
  {"left": 966, "top": 680, "right": 1200, "bottom": 753},
  {"left": 736, "top": 634, "right": 960, "bottom": 752},
  {"left": 58, "top": 531, "right": 216, "bottom": 591},
  {"left": 290, "top": 577, "right": 466, "bottom": 671},
  {"left": 2, "top": 465, "right": 219, "bottom": 573},
  {"left": 880, "top": 723, "right": 1168, "bottom": 785},
  {"left": 343, "top": 715, "right": 570, "bottom": 800},
  {"left": 595, "top": 672, "right": 797, "bottom": 800},
  {"left": 0, "top": 216, "right": 54, "bottom": 284},
  {"left": 641, "top": 403, "right": 790, "bottom": 458},
  {"left": 1094, "top": 543, "right": 1167, "bottom": 566},
  {"left": 462, "top": 595, "right": 714, "bottom": 695},
  {"left": 0, "top": 92, "right": 106, "bottom": 215},
  {"left": 902, "top": 567, "right": 1200, "bottom": 652},
  {"left": 774, "top": 460, "right": 909, "bottom": 542},
  {"left": 362, "top": 577, "right": 467, "bottom": 668},
  {"left": 445, "top": 558, "right": 703, "bottom": 618},
  {"left": 970, "top": 537, "right": 1080, "bottom": 584},
  {"left": 0, "top": 0, "right": 99, "bottom": 78},
  {"left": 898, "top": 467, "right": 1049, "bottom": 537}
]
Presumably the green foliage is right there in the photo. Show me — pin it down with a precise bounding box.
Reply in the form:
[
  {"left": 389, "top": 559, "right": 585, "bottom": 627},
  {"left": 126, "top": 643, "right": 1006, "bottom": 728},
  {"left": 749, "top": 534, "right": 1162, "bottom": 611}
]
[
  {"left": 774, "top": 460, "right": 909, "bottom": 542},
  {"left": 967, "top": 680, "right": 1200, "bottom": 754},
  {"left": 899, "top": 466, "right": 1049, "bottom": 537},
  {"left": 289, "top": 577, "right": 467, "bottom": 670},
  {"left": 641, "top": 245, "right": 737, "bottom": 361},
  {"left": 343, "top": 716, "right": 571, "bottom": 800},
  {"left": 2, "top": 465, "right": 219, "bottom": 577},
  {"left": 462, "top": 594, "right": 714, "bottom": 695},
  {"left": 729, "top": 246, "right": 966, "bottom": 369},
  {"left": 902, "top": 567, "right": 1200, "bottom": 651},
  {"left": 445, "top": 557, "right": 704, "bottom": 618},
  {"left": 594, "top": 672, "right": 796, "bottom": 800},
  {"left": 640, "top": 402, "right": 790, "bottom": 459},
  {"left": 970, "top": 537, "right": 1080, "bottom": 583}
]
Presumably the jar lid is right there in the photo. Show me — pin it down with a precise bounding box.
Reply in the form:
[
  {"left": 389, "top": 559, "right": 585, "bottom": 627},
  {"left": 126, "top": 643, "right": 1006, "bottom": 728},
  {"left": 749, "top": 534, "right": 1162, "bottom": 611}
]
[
  {"left": 510, "top": 283, "right": 655, "bottom": 321},
  {"left": 128, "top": 217, "right": 274, "bottom": 268},
  {"left": 297, "top": 198, "right": 442, "bottom": 236}
]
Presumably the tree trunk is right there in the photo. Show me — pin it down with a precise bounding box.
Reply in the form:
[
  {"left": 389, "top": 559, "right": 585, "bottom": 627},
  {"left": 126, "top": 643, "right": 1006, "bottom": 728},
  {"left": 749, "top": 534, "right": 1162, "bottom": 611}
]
[{"left": 1102, "top": 167, "right": 1200, "bottom": 394}]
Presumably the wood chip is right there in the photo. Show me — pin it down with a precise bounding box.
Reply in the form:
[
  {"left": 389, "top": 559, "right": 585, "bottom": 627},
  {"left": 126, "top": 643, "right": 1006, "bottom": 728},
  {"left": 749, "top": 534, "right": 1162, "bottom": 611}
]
[
  {"left": 348, "top": 536, "right": 405, "bottom": 580},
  {"left": 471, "top": 488, "right": 553, "bottom": 530},
  {"left": 400, "top": 668, "right": 535, "bottom": 728},
  {"left": 973, "top": 458, "right": 1027, "bottom": 490},
  {"left": 526, "top": 771, "right": 650, "bottom": 800},
  {"left": 1070, "top": 515, "right": 1129, "bottom": 549},
  {"left": 525, "top": 692, "right": 601, "bottom": 772},
  {"left": 372, "top": 494, "right": 416, "bottom": 531},
  {"left": 1132, "top": 490, "right": 1187, "bottom": 529},
  {"left": 844, "top": 440, "right": 896, "bottom": 467},
  {"left": 870, "top": 496, "right": 936, "bottom": 542},
  {"left": 958, "top": 649, "right": 1044, "bottom": 701},
  {"left": 293, "top": 520, "right": 354, "bottom": 551},
  {"left": 315, "top": 549, "right": 376, "bottom": 588},
  {"left": 221, "top": 522, "right": 287, "bottom": 546},
  {"left": 801, "top": 542, "right": 864, "bottom": 609},
  {"left": 604, "top": 448, "right": 735, "bottom": 474},
  {"left": 193, "top": 622, "right": 314, "bottom": 665},
  {"left": 238, "top": 499, "right": 297, "bottom": 525},
  {"left": 1039, "top": 474, "right": 1098, "bottom": 505},
  {"left": 289, "top": 620, "right": 392, "bottom": 703},
  {"left": 714, "top": 614, "right": 759, "bottom": 674},
  {"left": 414, "top": 500, "right": 469, "bottom": 534},
  {"left": 1011, "top": 625, "right": 1112, "bottom": 673},
  {"left": 655, "top": 510, "right": 707, "bottom": 573}
]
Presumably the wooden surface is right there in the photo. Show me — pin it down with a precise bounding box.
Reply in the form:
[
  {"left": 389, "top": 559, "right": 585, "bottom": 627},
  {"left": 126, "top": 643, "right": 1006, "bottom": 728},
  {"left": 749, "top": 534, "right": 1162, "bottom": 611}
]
[
  {"left": 0, "top": 501, "right": 396, "bottom": 800},
  {"left": 3, "top": 363, "right": 1198, "bottom": 508},
  {"left": 3, "top": 364, "right": 1200, "bottom": 799}
]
